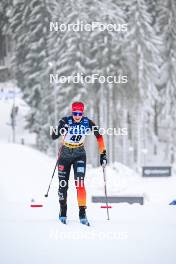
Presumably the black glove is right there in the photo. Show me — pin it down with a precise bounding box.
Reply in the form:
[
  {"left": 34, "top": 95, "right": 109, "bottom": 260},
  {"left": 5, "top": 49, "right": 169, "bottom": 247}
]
[{"left": 100, "top": 150, "right": 107, "bottom": 166}]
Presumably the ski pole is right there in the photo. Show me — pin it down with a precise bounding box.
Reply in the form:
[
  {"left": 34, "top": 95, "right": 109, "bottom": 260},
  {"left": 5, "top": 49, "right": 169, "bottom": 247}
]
[
  {"left": 102, "top": 161, "right": 110, "bottom": 220},
  {"left": 44, "top": 144, "right": 64, "bottom": 198},
  {"left": 44, "top": 158, "right": 58, "bottom": 198}
]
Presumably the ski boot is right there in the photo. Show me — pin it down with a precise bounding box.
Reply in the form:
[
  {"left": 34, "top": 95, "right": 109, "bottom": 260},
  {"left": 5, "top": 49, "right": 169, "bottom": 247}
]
[
  {"left": 79, "top": 206, "right": 90, "bottom": 226},
  {"left": 59, "top": 204, "right": 67, "bottom": 224}
]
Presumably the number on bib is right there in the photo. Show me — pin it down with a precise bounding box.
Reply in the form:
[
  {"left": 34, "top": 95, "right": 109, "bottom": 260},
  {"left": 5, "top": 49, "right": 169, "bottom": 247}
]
[{"left": 70, "top": 135, "right": 82, "bottom": 142}]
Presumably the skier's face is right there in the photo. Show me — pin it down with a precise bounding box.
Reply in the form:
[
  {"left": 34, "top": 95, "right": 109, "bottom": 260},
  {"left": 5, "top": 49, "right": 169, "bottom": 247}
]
[{"left": 72, "top": 111, "right": 83, "bottom": 122}]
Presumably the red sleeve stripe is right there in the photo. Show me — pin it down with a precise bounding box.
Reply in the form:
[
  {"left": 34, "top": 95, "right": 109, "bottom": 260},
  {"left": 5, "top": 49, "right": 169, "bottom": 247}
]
[{"left": 96, "top": 135, "right": 106, "bottom": 154}]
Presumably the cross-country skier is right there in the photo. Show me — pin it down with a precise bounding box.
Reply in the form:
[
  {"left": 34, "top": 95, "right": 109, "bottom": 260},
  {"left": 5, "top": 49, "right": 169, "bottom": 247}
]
[{"left": 52, "top": 101, "right": 107, "bottom": 225}]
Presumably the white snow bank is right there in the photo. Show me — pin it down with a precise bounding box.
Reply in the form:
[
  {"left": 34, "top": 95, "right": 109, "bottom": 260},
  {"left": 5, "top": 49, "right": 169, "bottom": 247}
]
[
  {"left": 86, "top": 162, "right": 176, "bottom": 205},
  {"left": 0, "top": 142, "right": 55, "bottom": 203},
  {"left": 0, "top": 143, "right": 176, "bottom": 264}
]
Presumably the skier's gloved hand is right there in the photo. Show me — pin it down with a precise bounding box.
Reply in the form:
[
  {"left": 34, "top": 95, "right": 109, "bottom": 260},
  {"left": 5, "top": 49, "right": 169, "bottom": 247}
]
[{"left": 100, "top": 150, "right": 107, "bottom": 167}]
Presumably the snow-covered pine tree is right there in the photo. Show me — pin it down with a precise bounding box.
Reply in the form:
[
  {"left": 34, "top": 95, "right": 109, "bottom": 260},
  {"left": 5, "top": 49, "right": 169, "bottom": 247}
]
[
  {"left": 123, "top": 0, "right": 161, "bottom": 167},
  {"left": 83, "top": 0, "right": 126, "bottom": 164},
  {"left": 157, "top": 0, "right": 176, "bottom": 163},
  {"left": 10, "top": 0, "right": 54, "bottom": 151}
]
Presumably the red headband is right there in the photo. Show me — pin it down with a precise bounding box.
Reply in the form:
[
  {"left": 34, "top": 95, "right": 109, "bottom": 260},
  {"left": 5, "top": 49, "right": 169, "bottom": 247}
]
[{"left": 72, "top": 102, "right": 84, "bottom": 112}]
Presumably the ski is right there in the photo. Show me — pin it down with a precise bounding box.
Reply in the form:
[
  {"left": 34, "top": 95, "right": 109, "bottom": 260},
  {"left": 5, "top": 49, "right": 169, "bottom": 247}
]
[
  {"left": 58, "top": 218, "right": 90, "bottom": 226},
  {"left": 80, "top": 218, "right": 90, "bottom": 226},
  {"left": 59, "top": 216, "right": 67, "bottom": 224}
]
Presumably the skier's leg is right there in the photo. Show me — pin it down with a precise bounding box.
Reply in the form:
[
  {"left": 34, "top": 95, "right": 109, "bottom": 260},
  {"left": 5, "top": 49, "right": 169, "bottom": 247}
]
[
  {"left": 73, "top": 153, "right": 89, "bottom": 225},
  {"left": 58, "top": 155, "right": 71, "bottom": 218},
  {"left": 73, "top": 156, "right": 87, "bottom": 208}
]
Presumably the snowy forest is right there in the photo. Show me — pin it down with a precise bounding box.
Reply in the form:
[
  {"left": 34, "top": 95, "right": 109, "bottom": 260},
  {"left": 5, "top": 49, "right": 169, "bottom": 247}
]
[{"left": 1, "top": 0, "right": 176, "bottom": 168}]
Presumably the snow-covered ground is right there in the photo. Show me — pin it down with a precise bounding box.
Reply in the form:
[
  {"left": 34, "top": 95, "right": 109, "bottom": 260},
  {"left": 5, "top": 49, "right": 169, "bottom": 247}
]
[{"left": 0, "top": 142, "right": 176, "bottom": 264}]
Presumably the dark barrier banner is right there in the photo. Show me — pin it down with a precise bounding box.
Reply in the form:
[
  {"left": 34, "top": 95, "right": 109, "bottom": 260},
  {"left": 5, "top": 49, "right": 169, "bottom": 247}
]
[
  {"left": 143, "top": 166, "right": 172, "bottom": 177},
  {"left": 92, "top": 196, "right": 144, "bottom": 205}
]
